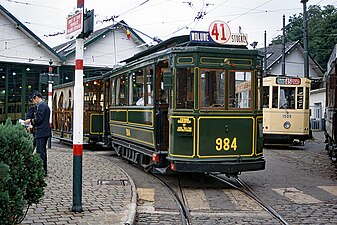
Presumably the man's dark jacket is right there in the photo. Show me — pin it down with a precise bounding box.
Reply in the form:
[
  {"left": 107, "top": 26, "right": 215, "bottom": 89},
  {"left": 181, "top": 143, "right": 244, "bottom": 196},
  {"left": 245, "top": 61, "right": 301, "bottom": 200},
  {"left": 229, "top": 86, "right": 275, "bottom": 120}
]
[{"left": 32, "top": 101, "right": 52, "bottom": 139}]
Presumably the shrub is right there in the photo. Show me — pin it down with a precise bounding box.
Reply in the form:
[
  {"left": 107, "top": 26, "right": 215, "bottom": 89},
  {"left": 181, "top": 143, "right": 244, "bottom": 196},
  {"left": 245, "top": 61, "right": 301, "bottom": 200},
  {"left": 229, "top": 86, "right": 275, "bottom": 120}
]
[{"left": 0, "top": 119, "right": 46, "bottom": 225}]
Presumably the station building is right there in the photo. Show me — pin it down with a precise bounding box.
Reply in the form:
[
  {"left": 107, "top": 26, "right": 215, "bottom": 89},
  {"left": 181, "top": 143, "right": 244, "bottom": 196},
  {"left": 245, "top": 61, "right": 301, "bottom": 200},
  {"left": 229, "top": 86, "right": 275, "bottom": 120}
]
[{"left": 0, "top": 5, "right": 147, "bottom": 123}]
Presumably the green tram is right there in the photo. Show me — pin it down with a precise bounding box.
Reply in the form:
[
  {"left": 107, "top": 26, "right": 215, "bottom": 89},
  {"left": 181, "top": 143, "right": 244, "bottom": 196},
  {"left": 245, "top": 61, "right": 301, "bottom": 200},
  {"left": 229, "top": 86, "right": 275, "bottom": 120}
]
[{"left": 103, "top": 35, "right": 265, "bottom": 175}]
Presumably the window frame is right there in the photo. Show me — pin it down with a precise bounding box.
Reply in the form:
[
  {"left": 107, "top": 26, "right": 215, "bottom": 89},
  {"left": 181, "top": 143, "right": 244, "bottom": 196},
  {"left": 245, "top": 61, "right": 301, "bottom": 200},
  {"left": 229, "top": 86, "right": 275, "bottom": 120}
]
[{"left": 228, "top": 70, "right": 253, "bottom": 110}]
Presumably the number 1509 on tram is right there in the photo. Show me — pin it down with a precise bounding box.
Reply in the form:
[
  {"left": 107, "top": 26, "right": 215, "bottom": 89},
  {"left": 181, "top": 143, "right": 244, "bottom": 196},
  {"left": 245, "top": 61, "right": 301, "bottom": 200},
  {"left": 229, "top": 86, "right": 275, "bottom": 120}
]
[{"left": 102, "top": 32, "right": 265, "bottom": 176}]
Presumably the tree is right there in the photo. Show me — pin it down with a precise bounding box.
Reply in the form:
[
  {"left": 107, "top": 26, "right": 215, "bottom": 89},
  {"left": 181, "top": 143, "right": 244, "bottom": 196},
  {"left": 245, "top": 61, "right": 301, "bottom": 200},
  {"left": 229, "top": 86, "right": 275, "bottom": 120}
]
[
  {"left": 0, "top": 119, "right": 46, "bottom": 225},
  {"left": 272, "top": 5, "right": 337, "bottom": 70}
]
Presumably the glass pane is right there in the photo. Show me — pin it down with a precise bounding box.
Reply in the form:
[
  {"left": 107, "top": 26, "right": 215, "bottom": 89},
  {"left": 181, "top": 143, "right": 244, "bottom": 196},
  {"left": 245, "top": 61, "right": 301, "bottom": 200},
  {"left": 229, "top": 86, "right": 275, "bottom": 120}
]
[
  {"left": 257, "top": 73, "right": 262, "bottom": 110},
  {"left": 201, "top": 70, "right": 224, "bottom": 108},
  {"left": 130, "top": 70, "right": 144, "bottom": 106},
  {"left": 110, "top": 78, "right": 116, "bottom": 106},
  {"left": 116, "top": 75, "right": 126, "bottom": 106},
  {"left": 305, "top": 87, "right": 309, "bottom": 109},
  {"left": 176, "top": 68, "right": 194, "bottom": 109},
  {"left": 229, "top": 71, "right": 251, "bottom": 109},
  {"left": 263, "top": 86, "right": 269, "bottom": 108},
  {"left": 297, "top": 87, "right": 303, "bottom": 109},
  {"left": 145, "top": 67, "right": 153, "bottom": 106},
  {"left": 272, "top": 86, "right": 278, "bottom": 108},
  {"left": 279, "top": 87, "right": 295, "bottom": 109}
]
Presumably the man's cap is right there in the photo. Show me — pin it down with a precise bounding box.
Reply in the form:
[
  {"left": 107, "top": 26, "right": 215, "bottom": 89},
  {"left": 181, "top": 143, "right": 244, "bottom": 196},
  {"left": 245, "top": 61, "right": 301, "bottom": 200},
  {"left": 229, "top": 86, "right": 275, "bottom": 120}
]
[{"left": 29, "top": 90, "right": 42, "bottom": 100}]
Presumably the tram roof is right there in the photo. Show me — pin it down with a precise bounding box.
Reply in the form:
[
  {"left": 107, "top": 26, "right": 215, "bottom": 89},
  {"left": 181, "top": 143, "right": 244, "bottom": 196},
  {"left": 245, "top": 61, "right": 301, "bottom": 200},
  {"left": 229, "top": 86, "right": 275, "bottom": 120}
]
[{"left": 121, "top": 35, "right": 250, "bottom": 64}]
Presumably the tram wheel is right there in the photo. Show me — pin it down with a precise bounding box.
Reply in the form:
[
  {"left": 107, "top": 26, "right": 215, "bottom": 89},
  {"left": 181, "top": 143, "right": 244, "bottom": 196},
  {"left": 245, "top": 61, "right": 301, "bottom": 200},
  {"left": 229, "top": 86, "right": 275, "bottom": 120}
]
[{"left": 116, "top": 146, "right": 122, "bottom": 157}]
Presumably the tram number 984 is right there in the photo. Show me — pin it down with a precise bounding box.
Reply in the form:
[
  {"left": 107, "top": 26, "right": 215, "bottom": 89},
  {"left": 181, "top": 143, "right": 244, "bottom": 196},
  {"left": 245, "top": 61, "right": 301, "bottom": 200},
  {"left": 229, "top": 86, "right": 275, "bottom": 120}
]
[{"left": 215, "top": 137, "right": 237, "bottom": 151}]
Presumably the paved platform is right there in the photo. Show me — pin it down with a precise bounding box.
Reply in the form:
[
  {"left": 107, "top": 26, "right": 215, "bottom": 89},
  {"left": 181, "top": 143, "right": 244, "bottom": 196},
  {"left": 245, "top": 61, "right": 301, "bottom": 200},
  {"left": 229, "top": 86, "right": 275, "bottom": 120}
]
[
  {"left": 21, "top": 139, "right": 137, "bottom": 225},
  {"left": 312, "top": 130, "right": 325, "bottom": 143}
]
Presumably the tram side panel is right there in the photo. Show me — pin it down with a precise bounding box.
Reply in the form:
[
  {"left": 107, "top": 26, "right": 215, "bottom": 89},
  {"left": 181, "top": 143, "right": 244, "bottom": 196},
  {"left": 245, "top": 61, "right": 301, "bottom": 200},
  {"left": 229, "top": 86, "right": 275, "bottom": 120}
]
[
  {"left": 168, "top": 115, "right": 265, "bottom": 174},
  {"left": 263, "top": 110, "right": 310, "bottom": 140},
  {"left": 324, "top": 62, "right": 337, "bottom": 162}
]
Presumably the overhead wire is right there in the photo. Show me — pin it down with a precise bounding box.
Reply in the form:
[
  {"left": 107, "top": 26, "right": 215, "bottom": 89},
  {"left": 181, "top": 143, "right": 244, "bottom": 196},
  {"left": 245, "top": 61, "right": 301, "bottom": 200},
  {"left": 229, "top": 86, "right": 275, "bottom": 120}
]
[
  {"left": 4, "top": 0, "right": 67, "bottom": 11},
  {"left": 227, "top": 0, "right": 274, "bottom": 23},
  {"left": 3, "top": 0, "right": 336, "bottom": 48}
]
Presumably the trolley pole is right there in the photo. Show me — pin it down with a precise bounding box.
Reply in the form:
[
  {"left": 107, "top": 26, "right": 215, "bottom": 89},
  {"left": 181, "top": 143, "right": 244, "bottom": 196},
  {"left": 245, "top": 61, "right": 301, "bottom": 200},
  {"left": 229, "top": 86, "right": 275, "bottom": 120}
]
[
  {"left": 72, "top": 0, "right": 84, "bottom": 212},
  {"left": 48, "top": 59, "right": 53, "bottom": 149},
  {"left": 301, "top": 0, "right": 309, "bottom": 78}
]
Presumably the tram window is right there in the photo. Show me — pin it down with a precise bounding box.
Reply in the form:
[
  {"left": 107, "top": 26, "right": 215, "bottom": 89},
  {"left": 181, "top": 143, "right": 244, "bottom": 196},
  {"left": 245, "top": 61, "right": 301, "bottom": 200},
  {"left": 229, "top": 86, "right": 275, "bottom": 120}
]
[
  {"left": 200, "top": 70, "right": 224, "bottom": 108},
  {"left": 279, "top": 87, "right": 295, "bottom": 109},
  {"left": 263, "top": 86, "right": 269, "bottom": 108},
  {"left": 130, "top": 70, "right": 144, "bottom": 106},
  {"left": 145, "top": 67, "right": 154, "bottom": 106},
  {"left": 272, "top": 87, "right": 278, "bottom": 108},
  {"left": 305, "top": 87, "right": 309, "bottom": 109},
  {"left": 297, "top": 87, "right": 303, "bottom": 109},
  {"left": 257, "top": 73, "right": 263, "bottom": 110},
  {"left": 110, "top": 78, "right": 116, "bottom": 106},
  {"left": 176, "top": 68, "right": 194, "bottom": 109},
  {"left": 229, "top": 71, "right": 251, "bottom": 109},
  {"left": 116, "top": 75, "right": 127, "bottom": 106}
]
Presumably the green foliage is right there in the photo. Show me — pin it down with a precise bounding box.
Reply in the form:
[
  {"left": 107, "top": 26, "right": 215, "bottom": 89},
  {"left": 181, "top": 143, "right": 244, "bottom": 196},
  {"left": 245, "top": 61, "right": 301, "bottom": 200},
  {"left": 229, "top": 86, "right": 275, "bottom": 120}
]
[
  {"left": 0, "top": 119, "right": 46, "bottom": 225},
  {"left": 271, "top": 5, "right": 337, "bottom": 70}
]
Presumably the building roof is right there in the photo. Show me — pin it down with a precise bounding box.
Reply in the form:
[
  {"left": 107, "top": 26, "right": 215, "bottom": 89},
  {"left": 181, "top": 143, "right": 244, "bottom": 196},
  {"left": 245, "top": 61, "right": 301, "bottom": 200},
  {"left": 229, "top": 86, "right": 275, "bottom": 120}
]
[
  {"left": 0, "top": 5, "right": 63, "bottom": 62},
  {"left": 53, "top": 20, "right": 147, "bottom": 59},
  {"left": 258, "top": 41, "right": 324, "bottom": 77}
]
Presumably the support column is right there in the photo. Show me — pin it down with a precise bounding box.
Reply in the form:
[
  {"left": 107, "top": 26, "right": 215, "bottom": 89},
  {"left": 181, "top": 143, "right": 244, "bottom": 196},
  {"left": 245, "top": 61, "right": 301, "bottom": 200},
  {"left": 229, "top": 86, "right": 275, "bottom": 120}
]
[
  {"left": 21, "top": 67, "right": 26, "bottom": 119},
  {"left": 48, "top": 61, "right": 53, "bottom": 149},
  {"left": 72, "top": 37, "right": 84, "bottom": 213}
]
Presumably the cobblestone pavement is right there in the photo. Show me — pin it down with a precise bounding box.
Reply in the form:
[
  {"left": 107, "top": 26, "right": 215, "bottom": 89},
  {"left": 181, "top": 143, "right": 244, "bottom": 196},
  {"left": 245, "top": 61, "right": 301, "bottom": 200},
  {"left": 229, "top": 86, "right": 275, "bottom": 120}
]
[{"left": 21, "top": 140, "right": 137, "bottom": 225}]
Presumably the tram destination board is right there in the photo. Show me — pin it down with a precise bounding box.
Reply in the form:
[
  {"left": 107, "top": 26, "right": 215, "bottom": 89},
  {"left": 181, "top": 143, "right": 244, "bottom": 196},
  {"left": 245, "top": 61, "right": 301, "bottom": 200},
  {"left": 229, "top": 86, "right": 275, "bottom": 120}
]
[{"left": 276, "top": 77, "right": 301, "bottom": 85}]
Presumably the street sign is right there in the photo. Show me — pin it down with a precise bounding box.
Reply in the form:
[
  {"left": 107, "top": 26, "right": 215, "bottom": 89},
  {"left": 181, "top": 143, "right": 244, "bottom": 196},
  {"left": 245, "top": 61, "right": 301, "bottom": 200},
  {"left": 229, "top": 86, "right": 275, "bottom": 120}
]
[
  {"left": 40, "top": 73, "right": 59, "bottom": 85},
  {"left": 66, "top": 9, "right": 83, "bottom": 39}
]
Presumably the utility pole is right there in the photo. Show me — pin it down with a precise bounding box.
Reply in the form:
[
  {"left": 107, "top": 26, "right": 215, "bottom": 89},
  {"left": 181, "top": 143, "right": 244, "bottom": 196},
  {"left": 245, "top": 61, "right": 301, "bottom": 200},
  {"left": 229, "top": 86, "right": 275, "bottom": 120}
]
[
  {"left": 72, "top": 0, "right": 84, "bottom": 212},
  {"left": 301, "top": 0, "right": 309, "bottom": 78},
  {"left": 70, "top": 0, "right": 94, "bottom": 212},
  {"left": 264, "top": 31, "right": 267, "bottom": 77},
  {"left": 282, "top": 15, "right": 286, "bottom": 76},
  {"left": 48, "top": 59, "right": 53, "bottom": 149}
]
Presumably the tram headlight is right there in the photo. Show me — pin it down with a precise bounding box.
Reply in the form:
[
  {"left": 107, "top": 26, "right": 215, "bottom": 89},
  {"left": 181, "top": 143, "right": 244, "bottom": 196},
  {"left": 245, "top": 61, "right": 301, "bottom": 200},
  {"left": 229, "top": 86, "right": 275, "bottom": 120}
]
[{"left": 283, "top": 121, "right": 291, "bottom": 129}]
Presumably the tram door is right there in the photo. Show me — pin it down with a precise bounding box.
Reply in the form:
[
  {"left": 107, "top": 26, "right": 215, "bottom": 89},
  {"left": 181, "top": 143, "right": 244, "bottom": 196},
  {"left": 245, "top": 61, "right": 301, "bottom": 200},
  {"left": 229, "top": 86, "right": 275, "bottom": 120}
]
[{"left": 155, "top": 61, "right": 169, "bottom": 151}]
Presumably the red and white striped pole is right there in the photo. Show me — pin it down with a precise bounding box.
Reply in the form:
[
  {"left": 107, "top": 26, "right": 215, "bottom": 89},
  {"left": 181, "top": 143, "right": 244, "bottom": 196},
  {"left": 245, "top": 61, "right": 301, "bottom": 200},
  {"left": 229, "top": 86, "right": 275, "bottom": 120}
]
[
  {"left": 72, "top": 0, "right": 84, "bottom": 213},
  {"left": 47, "top": 61, "right": 53, "bottom": 149}
]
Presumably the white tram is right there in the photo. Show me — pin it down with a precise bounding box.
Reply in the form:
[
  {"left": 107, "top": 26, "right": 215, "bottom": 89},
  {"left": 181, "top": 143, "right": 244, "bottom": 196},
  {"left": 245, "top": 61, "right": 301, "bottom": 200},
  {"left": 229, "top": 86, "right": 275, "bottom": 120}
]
[{"left": 263, "top": 76, "right": 311, "bottom": 145}]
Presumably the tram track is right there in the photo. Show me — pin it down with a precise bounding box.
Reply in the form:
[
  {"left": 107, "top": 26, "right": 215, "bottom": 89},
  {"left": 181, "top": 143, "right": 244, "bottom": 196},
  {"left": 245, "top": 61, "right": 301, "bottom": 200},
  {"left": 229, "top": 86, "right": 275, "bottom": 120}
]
[
  {"left": 83, "top": 144, "right": 284, "bottom": 224},
  {"left": 207, "top": 173, "right": 290, "bottom": 225},
  {"left": 152, "top": 174, "right": 192, "bottom": 225}
]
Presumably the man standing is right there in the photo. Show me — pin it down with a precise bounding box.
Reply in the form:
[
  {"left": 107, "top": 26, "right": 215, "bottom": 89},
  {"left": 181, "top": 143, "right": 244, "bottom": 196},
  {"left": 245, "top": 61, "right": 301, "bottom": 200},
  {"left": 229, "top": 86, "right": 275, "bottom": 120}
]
[{"left": 25, "top": 90, "right": 51, "bottom": 175}]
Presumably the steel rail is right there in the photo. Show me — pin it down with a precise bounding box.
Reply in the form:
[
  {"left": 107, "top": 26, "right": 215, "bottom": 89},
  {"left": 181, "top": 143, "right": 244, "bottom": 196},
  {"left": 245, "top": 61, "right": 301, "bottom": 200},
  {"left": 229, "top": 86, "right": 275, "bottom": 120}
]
[
  {"left": 207, "top": 173, "right": 289, "bottom": 225},
  {"left": 152, "top": 174, "right": 192, "bottom": 225}
]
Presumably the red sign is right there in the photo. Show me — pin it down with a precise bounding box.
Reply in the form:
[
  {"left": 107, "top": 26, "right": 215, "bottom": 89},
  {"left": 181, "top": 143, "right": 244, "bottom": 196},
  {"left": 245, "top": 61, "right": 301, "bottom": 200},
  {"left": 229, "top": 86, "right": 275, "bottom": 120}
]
[
  {"left": 209, "top": 20, "right": 231, "bottom": 44},
  {"left": 77, "top": 0, "right": 84, "bottom": 8},
  {"left": 276, "top": 77, "right": 301, "bottom": 85},
  {"left": 66, "top": 10, "right": 83, "bottom": 39}
]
